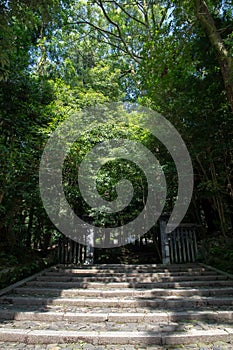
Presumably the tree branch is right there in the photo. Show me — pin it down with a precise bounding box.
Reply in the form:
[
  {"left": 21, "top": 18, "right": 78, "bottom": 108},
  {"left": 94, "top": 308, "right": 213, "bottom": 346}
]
[
  {"left": 95, "top": 0, "right": 141, "bottom": 63},
  {"left": 67, "top": 20, "right": 120, "bottom": 40},
  {"left": 106, "top": 0, "right": 146, "bottom": 26},
  {"left": 88, "top": 33, "right": 141, "bottom": 59},
  {"left": 159, "top": 2, "right": 171, "bottom": 29},
  {"left": 68, "top": 19, "right": 142, "bottom": 62}
]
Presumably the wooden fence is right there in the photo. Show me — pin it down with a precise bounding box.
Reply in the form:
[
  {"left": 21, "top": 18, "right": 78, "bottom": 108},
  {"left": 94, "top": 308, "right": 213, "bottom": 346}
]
[
  {"left": 160, "top": 216, "right": 198, "bottom": 264},
  {"left": 56, "top": 236, "right": 87, "bottom": 264},
  {"left": 55, "top": 221, "right": 199, "bottom": 265},
  {"left": 168, "top": 224, "right": 198, "bottom": 263}
]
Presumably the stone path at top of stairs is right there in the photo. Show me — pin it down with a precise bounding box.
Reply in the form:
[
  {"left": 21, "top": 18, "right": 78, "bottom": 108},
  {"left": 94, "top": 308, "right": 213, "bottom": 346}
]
[{"left": 0, "top": 263, "right": 232, "bottom": 350}]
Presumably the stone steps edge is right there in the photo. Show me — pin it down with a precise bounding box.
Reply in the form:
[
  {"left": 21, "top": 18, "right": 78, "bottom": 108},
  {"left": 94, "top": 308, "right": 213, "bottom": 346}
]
[
  {"left": 1, "top": 296, "right": 233, "bottom": 307},
  {"left": 0, "top": 310, "right": 232, "bottom": 322},
  {"left": 0, "top": 328, "right": 232, "bottom": 345},
  {"left": 13, "top": 286, "right": 233, "bottom": 297}
]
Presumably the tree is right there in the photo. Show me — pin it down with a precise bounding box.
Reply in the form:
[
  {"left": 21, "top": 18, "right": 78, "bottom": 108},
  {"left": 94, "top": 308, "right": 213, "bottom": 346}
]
[
  {"left": 1, "top": 0, "right": 232, "bottom": 256},
  {"left": 194, "top": 0, "right": 233, "bottom": 112},
  {"left": 0, "top": 0, "right": 125, "bottom": 250},
  {"left": 64, "top": 0, "right": 232, "bottom": 235}
]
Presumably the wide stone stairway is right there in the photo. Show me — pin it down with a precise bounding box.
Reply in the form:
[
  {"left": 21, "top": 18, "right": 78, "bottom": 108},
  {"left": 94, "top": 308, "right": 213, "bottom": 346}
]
[{"left": 0, "top": 263, "right": 233, "bottom": 348}]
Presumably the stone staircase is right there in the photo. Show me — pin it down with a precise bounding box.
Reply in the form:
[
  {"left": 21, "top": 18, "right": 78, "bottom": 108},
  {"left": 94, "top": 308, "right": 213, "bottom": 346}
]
[{"left": 0, "top": 263, "right": 233, "bottom": 349}]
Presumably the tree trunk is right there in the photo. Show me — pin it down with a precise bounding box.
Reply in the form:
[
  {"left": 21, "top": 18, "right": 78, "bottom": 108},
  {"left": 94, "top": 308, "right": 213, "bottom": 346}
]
[
  {"left": 0, "top": 192, "right": 4, "bottom": 205},
  {"left": 194, "top": 0, "right": 233, "bottom": 112},
  {"left": 201, "top": 198, "right": 219, "bottom": 233},
  {"left": 26, "top": 207, "right": 34, "bottom": 248},
  {"left": 0, "top": 199, "right": 21, "bottom": 247}
]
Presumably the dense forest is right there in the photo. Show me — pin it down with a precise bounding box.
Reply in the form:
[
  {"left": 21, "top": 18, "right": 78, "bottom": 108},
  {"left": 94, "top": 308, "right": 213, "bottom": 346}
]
[{"left": 0, "top": 0, "right": 232, "bottom": 280}]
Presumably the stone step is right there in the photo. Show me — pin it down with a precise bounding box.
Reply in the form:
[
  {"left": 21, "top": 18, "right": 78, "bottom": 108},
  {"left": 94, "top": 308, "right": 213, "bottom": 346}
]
[
  {"left": 13, "top": 286, "right": 233, "bottom": 298},
  {"left": 37, "top": 272, "right": 222, "bottom": 282},
  {"left": 48, "top": 268, "right": 212, "bottom": 276},
  {"left": 0, "top": 263, "right": 232, "bottom": 347},
  {"left": 0, "top": 320, "right": 188, "bottom": 332},
  {"left": 0, "top": 309, "right": 232, "bottom": 323},
  {"left": 53, "top": 265, "right": 210, "bottom": 274},
  {"left": 1, "top": 295, "right": 233, "bottom": 308},
  {"left": 0, "top": 327, "right": 232, "bottom": 345},
  {"left": 0, "top": 318, "right": 232, "bottom": 333},
  {"left": 24, "top": 278, "right": 232, "bottom": 289},
  {"left": 57, "top": 263, "right": 201, "bottom": 268}
]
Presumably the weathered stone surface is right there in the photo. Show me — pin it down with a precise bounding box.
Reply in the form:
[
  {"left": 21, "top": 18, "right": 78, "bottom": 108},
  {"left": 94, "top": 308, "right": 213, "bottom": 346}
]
[{"left": 0, "top": 263, "right": 232, "bottom": 347}]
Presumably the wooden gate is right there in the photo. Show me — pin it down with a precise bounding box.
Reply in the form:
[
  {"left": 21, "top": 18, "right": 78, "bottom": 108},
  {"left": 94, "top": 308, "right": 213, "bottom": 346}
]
[
  {"left": 168, "top": 224, "right": 198, "bottom": 263},
  {"left": 160, "top": 216, "right": 198, "bottom": 264}
]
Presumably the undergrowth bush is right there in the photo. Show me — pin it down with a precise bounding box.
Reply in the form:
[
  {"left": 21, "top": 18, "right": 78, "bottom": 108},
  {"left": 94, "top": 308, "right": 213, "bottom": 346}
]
[
  {"left": 197, "top": 234, "right": 233, "bottom": 274},
  {"left": 0, "top": 246, "right": 56, "bottom": 289}
]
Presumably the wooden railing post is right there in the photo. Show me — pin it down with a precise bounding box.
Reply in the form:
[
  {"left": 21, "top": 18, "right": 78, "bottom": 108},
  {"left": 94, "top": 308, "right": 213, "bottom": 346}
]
[
  {"left": 159, "top": 215, "right": 171, "bottom": 265},
  {"left": 85, "top": 227, "right": 94, "bottom": 265}
]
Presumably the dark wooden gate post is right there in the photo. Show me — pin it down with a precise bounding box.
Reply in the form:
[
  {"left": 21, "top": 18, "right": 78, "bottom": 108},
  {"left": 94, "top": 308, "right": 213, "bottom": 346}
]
[
  {"left": 159, "top": 215, "right": 171, "bottom": 265},
  {"left": 84, "top": 226, "right": 94, "bottom": 265}
]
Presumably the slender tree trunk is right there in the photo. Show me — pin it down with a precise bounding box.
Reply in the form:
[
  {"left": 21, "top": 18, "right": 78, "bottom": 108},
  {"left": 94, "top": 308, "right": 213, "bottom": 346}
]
[
  {"left": 191, "top": 193, "right": 206, "bottom": 238},
  {"left": 26, "top": 207, "right": 34, "bottom": 248},
  {"left": 0, "top": 192, "right": 4, "bottom": 205},
  {"left": 194, "top": 0, "right": 233, "bottom": 112},
  {"left": 201, "top": 198, "right": 219, "bottom": 233},
  {"left": 195, "top": 154, "right": 221, "bottom": 234},
  {"left": 0, "top": 200, "right": 20, "bottom": 247},
  {"left": 209, "top": 160, "right": 227, "bottom": 236}
]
